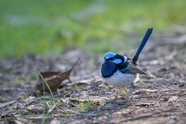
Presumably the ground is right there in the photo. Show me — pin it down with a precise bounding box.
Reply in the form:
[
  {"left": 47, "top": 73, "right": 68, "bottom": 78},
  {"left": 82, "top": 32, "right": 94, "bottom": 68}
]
[{"left": 0, "top": 33, "right": 186, "bottom": 124}]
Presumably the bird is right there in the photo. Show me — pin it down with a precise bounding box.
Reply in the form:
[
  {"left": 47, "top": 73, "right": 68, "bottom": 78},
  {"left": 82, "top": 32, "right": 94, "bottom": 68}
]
[{"left": 101, "top": 28, "right": 153, "bottom": 101}]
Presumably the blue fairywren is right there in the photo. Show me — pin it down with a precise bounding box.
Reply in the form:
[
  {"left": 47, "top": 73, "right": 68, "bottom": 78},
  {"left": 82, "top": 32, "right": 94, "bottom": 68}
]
[{"left": 101, "top": 28, "right": 153, "bottom": 100}]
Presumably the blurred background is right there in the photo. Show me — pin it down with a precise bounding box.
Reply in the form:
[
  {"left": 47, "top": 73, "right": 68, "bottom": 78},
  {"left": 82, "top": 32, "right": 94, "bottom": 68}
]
[{"left": 0, "top": 0, "right": 186, "bottom": 59}]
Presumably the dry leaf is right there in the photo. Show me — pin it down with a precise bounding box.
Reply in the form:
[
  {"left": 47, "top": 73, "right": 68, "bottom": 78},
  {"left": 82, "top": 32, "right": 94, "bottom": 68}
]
[
  {"left": 0, "top": 100, "right": 15, "bottom": 108},
  {"left": 168, "top": 96, "right": 178, "bottom": 103},
  {"left": 27, "top": 103, "right": 48, "bottom": 113},
  {"left": 135, "top": 102, "right": 155, "bottom": 107},
  {"left": 36, "top": 58, "right": 80, "bottom": 92},
  {"left": 90, "top": 100, "right": 101, "bottom": 105},
  {"left": 50, "top": 118, "right": 61, "bottom": 124}
]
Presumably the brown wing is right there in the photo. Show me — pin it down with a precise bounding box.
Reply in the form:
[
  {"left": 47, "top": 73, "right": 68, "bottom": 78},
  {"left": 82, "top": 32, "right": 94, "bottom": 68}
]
[
  {"left": 127, "top": 59, "right": 147, "bottom": 75},
  {"left": 127, "top": 63, "right": 146, "bottom": 75}
]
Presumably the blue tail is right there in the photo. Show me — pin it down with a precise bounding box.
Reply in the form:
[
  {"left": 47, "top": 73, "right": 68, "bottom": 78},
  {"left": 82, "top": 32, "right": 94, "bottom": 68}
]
[{"left": 132, "top": 28, "right": 153, "bottom": 65}]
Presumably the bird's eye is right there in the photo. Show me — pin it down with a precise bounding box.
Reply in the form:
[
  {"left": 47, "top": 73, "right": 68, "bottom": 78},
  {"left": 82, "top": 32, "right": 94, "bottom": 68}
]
[{"left": 109, "top": 58, "right": 114, "bottom": 60}]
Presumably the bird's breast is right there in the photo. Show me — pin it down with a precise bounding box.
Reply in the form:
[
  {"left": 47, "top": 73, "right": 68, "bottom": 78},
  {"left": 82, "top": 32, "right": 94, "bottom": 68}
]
[
  {"left": 104, "top": 70, "right": 139, "bottom": 88},
  {"left": 101, "top": 61, "right": 117, "bottom": 78}
]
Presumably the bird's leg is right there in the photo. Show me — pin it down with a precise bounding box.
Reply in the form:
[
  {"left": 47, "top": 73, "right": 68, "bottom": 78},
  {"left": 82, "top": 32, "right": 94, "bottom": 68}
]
[
  {"left": 105, "top": 87, "right": 124, "bottom": 104},
  {"left": 114, "top": 87, "right": 124, "bottom": 100},
  {"left": 125, "top": 83, "right": 134, "bottom": 101}
]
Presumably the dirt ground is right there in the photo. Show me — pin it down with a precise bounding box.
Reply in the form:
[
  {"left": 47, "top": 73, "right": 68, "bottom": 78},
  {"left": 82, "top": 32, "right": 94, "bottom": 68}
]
[{"left": 0, "top": 33, "right": 186, "bottom": 124}]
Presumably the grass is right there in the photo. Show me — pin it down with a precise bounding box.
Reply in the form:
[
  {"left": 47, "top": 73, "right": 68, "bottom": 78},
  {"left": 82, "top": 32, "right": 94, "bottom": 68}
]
[
  {"left": 100, "top": 84, "right": 109, "bottom": 90},
  {"left": 74, "top": 83, "right": 83, "bottom": 91},
  {"left": 77, "top": 100, "right": 96, "bottom": 112},
  {"left": 35, "top": 70, "right": 62, "bottom": 124},
  {"left": 0, "top": 0, "right": 186, "bottom": 58}
]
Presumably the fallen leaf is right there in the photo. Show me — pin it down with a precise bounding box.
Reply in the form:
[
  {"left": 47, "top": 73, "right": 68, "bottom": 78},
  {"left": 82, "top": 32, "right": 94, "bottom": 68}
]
[
  {"left": 36, "top": 58, "right": 80, "bottom": 92},
  {"left": 135, "top": 102, "right": 154, "bottom": 107},
  {"left": 69, "top": 98, "right": 86, "bottom": 103},
  {"left": 168, "top": 96, "right": 178, "bottom": 103},
  {"left": 26, "top": 103, "right": 49, "bottom": 113},
  {"left": 90, "top": 100, "right": 101, "bottom": 105},
  {"left": 0, "top": 100, "right": 15, "bottom": 108},
  {"left": 50, "top": 118, "right": 61, "bottom": 124},
  {"left": 14, "top": 115, "right": 30, "bottom": 124}
]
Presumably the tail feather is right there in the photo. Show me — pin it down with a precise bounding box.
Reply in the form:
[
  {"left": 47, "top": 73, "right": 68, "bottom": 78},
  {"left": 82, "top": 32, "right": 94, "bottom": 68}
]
[{"left": 132, "top": 28, "right": 153, "bottom": 64}]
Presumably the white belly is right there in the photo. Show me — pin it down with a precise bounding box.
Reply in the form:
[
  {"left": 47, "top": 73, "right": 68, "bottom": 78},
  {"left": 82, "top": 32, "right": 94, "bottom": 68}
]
[{"left": 104, "top": 70, "right": 139, "bottom": 88}]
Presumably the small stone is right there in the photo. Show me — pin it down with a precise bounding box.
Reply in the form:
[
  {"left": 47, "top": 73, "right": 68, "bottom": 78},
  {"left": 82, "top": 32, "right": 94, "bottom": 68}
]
[
  {"left": 163, "top": 97, "right": 169, "bottom": 102},
  {"left": 179, "top": 83, "right": 184, "bottom": 88}
]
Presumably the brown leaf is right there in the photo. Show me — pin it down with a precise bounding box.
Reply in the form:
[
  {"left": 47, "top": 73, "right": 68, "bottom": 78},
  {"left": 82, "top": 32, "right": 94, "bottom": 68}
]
[
  {"left": 36, "top": 58, "right": 80, "bottom": 92},
  {"left": 90, "top": 100, "right": 101, "bottom": 105}
]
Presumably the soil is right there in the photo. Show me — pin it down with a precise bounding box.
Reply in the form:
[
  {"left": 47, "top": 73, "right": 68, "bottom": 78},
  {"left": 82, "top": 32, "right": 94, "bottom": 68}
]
[{"left": 0, "top": 33, "right": 186, "bottom": 124}]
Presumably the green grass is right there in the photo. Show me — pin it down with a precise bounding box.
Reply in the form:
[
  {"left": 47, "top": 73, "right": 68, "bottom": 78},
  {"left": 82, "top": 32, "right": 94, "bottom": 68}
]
[
  {"left": 0, "top": 0, "right": 186, "bottom": 58},
  {"left": 77, "top": 100, "right": 96, "bottom": 112}
]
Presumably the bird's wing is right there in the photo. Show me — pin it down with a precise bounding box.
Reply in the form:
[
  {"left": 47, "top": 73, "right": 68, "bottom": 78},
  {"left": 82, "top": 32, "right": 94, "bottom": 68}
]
[
  {"left": 119, "top": 59, "right": 147, "bottom": 75},
  {"left": 127, "top": 63, "right": 146, "bottom": 74}
]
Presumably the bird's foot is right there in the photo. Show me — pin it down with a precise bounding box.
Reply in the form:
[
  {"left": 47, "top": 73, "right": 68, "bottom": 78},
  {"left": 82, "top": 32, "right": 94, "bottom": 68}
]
[{"left": 123, "top": 95, "right": 134, "bottom": 106}]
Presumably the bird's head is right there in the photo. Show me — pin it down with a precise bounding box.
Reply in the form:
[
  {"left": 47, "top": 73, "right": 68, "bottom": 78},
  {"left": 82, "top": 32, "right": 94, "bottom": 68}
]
[{"left": 102, "top": 52, "right": 127, "bottom": 65}]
